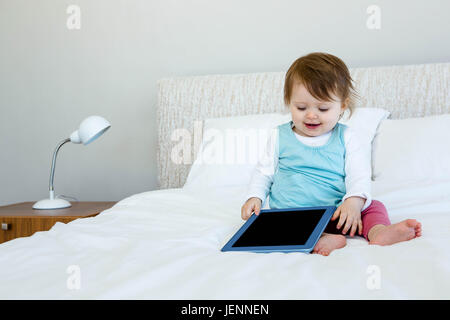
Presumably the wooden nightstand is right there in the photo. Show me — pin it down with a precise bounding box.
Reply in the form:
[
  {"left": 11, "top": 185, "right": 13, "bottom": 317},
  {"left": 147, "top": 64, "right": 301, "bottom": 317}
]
[{"left": 0, "top": 201, "right": 116, "bottom": 244}]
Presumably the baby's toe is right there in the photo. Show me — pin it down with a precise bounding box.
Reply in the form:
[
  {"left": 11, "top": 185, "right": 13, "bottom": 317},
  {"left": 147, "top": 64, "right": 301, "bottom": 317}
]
[{"left": 415, "top": 223, "right": 422, "bottom": 236}]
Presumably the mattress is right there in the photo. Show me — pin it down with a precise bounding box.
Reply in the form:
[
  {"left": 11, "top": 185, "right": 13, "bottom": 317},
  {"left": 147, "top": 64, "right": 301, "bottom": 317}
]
[{"left": 0, "top": 179, "right": 449, "bottom": 299}]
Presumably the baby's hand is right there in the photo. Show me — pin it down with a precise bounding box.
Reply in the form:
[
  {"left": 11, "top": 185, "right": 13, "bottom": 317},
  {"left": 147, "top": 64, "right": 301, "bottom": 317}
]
[
  {"left": 331, "top": 197, "right": 365, "bottom": 237},
  {"left": 241, "top": 197, "right": 262, "bottom": 220}
]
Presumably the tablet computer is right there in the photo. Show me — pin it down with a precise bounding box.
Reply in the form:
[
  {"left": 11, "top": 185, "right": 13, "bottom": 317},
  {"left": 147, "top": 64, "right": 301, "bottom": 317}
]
[{"left": 221, "top": 206, "right": 336, "bottom": 253}]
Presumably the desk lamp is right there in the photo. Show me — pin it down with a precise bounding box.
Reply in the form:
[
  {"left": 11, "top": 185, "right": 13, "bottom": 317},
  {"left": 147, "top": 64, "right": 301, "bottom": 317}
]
[{"left": 33, "top": 115, "right": 111, "bottom": 210}]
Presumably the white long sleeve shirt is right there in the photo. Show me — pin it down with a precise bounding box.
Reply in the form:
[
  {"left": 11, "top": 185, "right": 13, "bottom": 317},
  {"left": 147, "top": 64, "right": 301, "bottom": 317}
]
[{"left": 246, "top": 122, "right": 372, "bottom": 211}]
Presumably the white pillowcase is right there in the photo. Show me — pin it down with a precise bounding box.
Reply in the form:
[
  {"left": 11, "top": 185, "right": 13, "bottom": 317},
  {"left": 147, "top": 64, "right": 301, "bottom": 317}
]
[
  {"left": 339, "top": 107, "right": 391, "bottom": 148},
  {"left": 183, "top": 113, "right": 291, "bottom": 189},
  {"left": 372, "top": 114, "right": 450, "bottom": 184},
  {"left": 184, "top": 107, "right": 391, "bottom": 189}
]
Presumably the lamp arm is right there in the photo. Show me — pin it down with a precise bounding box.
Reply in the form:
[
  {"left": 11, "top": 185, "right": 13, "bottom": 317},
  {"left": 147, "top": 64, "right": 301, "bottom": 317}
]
[{"left": 49, "top": 138, "right": 71, "bottom": 197}]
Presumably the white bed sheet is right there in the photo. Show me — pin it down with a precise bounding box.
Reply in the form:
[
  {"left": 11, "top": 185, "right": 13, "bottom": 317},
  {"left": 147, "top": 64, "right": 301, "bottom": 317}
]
[{"left": 0, "top": 180, "right": 449, "bottom": 299}]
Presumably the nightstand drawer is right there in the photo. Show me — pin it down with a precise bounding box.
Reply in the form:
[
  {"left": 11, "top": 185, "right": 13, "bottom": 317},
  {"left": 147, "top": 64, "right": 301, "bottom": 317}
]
[
  {"left": 0, "top": 217, "right": 76, "bottom": 243},
  {"left": 0, "top": 218, "right": 34, "bottom": 243}
]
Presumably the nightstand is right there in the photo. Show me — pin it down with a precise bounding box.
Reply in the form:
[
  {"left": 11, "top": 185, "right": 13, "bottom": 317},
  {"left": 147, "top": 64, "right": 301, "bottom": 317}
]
[{"left": 0, "top": 201, "right": 116, "bottom": 244}]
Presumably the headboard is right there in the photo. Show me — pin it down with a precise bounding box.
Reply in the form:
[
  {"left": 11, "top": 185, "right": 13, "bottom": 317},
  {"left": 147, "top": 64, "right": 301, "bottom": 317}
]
[{"left": 157, "top": 62, "right": 450, "bottom": 189}]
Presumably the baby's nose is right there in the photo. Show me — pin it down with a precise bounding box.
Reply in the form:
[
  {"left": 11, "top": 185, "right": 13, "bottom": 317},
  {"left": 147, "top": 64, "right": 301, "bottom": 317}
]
[{"left": 306, "top": 112, "right": 318, "bottom": 119}]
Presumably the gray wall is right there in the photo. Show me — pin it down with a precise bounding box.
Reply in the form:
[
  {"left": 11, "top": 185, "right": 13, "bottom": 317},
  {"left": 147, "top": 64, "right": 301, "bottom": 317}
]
[{"left": 1, "top": 0, "right": 449, "bottom": 205}]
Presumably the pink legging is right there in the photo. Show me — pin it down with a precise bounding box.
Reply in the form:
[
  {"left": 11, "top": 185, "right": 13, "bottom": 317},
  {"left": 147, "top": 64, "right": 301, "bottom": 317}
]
[{"left": 324, "top": 199, "right": 391, "bottom": 241}]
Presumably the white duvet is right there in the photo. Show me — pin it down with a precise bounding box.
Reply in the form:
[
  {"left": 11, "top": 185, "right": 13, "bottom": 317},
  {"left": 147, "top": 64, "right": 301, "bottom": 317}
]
[{"left": 1, "top": 180, "right": 449, "bottom": 299}]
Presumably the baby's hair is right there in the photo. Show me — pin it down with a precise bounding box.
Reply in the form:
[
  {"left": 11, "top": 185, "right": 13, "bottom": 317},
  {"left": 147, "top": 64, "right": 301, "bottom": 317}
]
[{"left": 284, "top": 52, "right": 359, "bottom": 119}]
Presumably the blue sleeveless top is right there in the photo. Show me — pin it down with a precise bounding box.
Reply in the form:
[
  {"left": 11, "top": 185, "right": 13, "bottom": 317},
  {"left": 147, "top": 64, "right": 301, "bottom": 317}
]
[{"left": 268, "top": 121, "right": 348, "bottom": 209}]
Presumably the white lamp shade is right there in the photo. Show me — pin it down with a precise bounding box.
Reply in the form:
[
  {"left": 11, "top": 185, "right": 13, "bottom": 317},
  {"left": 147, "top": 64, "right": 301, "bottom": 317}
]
[{"left": 70, "top": 116, "right": 111, "bottom": 145}]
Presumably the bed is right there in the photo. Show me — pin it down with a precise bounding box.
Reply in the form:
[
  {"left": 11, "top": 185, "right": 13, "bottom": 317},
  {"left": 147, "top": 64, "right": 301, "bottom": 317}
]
[{"left": 1, "top": 62, "right": 449, "bottom": 299}]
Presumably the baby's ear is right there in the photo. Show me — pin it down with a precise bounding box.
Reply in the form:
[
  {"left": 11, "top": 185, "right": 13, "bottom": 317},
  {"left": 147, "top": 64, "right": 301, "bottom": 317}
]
[
  {"left": 339, "top": 99, "right": 350, "bottom": 120},
  {"left": 340, "top": 99, "right": 348, "bottom": 110}
]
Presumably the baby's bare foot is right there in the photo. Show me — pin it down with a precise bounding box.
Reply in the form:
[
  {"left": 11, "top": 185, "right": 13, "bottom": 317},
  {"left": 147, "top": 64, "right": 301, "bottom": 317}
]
[
  {"left": 312, "top": 233, "right": 346, "bottom": 256},
  {"left": 370, "top": 219, "right": 422, "bottom": 246}
]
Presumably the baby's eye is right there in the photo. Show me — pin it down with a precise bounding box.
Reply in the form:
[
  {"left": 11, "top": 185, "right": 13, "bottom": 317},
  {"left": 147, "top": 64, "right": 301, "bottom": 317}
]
[
  {"left": 297, "top": 107, "right": 306, "bottom": 111},
  {"left": 319, "top": 109, "right": 329, "bottom": 112}
]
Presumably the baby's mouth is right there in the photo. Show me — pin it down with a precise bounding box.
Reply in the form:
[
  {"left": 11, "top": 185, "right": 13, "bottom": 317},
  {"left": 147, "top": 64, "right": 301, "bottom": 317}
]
[{"left": 304, "top": 123, "right": 321, "bottom": 129}]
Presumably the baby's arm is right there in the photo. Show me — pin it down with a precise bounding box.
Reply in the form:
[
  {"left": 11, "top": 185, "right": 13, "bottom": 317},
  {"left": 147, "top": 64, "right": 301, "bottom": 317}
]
[
  {"left": 342, "top": 127, "right": 372, "bottom": 211},
  {"left": 244, "top": 128, "right": 278, "bottom": 209}
]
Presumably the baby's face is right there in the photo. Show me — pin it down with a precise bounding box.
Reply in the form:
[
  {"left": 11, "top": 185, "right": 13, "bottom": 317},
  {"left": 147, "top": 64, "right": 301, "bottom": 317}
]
[{"left": 288, "top": 82, "right": 347, "bottom": 137}]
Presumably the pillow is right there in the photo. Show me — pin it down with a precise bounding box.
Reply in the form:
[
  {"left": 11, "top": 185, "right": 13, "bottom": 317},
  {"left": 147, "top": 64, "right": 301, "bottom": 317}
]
[
  {"left": 372, "top": 114, "right": 450, "bottom": 184},
  {"left": 339, "top": 107, "right": 391, "bottom": 147},
  {"left": 183, "top": 107, "right": 391, "bottom": 189},
  {"left": 183, "top": 113, "right": 291, "bottom": 189}
]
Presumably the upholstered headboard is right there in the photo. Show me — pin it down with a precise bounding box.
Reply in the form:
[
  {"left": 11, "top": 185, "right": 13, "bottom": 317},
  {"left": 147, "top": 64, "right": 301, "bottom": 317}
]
[{"left": 157, "top": 62, "right": 450, "bottom": 189}]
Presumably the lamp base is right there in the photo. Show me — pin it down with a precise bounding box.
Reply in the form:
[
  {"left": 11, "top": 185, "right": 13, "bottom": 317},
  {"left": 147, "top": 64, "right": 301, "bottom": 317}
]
[{"left": 33, "top": 198, "right": 72, "bottom": 210}]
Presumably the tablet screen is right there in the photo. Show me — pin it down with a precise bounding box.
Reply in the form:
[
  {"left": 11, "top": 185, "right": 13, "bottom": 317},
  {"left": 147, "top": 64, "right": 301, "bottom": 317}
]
[{"left": 232, "top": 209, "right": 326, "bottom": 247}]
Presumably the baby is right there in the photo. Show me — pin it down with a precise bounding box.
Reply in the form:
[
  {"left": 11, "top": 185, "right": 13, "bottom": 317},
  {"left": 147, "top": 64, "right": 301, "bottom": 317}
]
[{"left": 241, "top": 52, "right": 422, "bottom": 256}]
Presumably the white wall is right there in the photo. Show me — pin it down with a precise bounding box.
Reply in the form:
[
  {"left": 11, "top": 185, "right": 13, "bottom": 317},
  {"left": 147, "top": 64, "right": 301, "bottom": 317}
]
[{"left": 1, "top": 0, "right": 449, "bottom": 205}]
